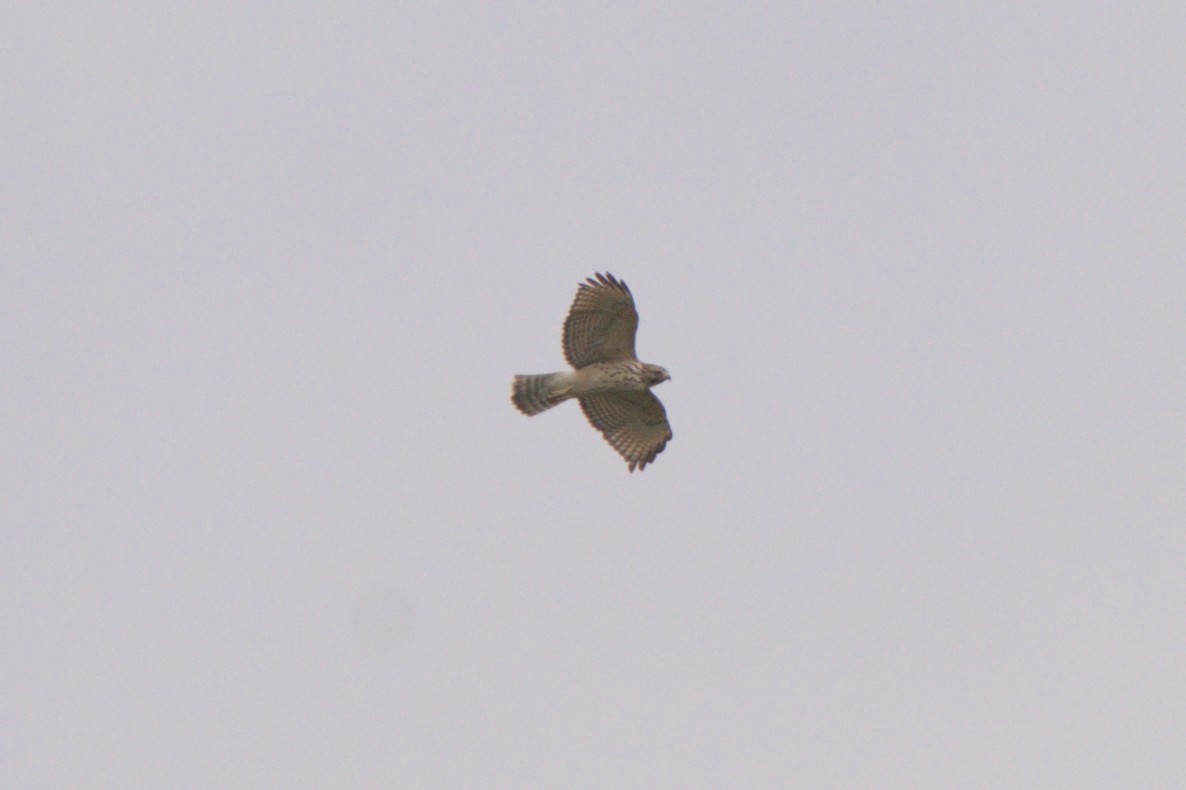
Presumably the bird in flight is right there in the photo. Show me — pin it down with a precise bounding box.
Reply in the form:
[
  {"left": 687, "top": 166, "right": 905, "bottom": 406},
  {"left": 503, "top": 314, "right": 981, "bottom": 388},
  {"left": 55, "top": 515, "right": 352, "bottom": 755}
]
[{"left": 511, "top": 273, "right": 672, "bottom": 472}]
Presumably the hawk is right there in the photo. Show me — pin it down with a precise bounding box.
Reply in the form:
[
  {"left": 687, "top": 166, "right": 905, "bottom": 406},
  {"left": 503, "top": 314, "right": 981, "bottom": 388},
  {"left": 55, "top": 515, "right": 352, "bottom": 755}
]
[{"left": 512, "top": 272, "right": 672, "bottom": 472}]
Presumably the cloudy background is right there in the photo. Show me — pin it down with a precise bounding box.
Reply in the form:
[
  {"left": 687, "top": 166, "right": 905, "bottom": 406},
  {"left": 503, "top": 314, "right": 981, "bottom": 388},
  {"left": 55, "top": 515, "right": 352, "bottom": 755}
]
[{"left": 4, "top": 4, "right": 1184, "bottom": 787}]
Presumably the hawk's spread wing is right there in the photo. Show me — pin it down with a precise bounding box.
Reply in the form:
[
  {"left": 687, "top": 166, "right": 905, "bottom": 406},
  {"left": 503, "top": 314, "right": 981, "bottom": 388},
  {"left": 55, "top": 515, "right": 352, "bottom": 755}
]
[
  {"left": 563, "top": 273, "right": 639, "bottom": 367},
  {"left": 579, "top": 391, "right": 672, "bottom": 472}
]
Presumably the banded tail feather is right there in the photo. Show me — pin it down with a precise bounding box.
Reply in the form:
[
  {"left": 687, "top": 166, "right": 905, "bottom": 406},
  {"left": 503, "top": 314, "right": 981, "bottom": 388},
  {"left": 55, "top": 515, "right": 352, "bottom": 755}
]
[{"left": 511, "top": 373, "right": 571, "bottom": 415}]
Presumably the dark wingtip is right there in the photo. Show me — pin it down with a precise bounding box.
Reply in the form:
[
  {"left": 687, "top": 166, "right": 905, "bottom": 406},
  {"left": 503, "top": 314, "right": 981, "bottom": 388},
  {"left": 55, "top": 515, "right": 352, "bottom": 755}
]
[
  {"left": 630, "top": 436, "right": 669, "bottom": 472},
  {"left": 586, "top": 272, "right": 630, "bottom": 294}
]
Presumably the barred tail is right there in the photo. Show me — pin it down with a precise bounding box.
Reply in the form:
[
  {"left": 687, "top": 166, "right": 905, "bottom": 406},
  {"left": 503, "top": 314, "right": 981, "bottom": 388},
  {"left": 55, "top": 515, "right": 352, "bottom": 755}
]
[{"left": 512, "top": 373, "right": 570, "bottom": 415}]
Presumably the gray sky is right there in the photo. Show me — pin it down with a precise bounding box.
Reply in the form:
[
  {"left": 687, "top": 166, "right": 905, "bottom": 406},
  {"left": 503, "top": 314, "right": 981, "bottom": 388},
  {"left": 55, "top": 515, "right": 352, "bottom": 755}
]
[{"left": 4, "top": 4, "right": 1184, "bottom": 787}]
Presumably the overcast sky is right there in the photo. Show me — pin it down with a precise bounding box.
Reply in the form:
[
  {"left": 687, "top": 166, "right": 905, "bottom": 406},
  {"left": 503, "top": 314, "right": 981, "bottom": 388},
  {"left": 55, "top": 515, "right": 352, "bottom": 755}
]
[{"left": 4, "top": 4, "right": 1184, "bottom": 787}]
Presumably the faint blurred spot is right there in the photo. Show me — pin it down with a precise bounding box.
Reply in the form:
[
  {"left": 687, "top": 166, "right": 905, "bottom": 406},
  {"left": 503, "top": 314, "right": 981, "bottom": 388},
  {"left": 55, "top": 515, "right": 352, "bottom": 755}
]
[{"left": 347, "top": 585, "right": 421, "bottom": 655}]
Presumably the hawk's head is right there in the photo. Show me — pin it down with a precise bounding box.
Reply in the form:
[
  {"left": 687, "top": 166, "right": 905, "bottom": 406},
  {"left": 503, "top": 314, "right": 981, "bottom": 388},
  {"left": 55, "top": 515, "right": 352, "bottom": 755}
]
[{"left": 642, "top": 364, "right": 671, "bottom": 387}]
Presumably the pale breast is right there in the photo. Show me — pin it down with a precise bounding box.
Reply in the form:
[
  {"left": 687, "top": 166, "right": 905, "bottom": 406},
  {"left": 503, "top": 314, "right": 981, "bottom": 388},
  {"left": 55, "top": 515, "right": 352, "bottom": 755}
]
[{"left": 570, "top": 361, "right": 648, "bottom": 394}]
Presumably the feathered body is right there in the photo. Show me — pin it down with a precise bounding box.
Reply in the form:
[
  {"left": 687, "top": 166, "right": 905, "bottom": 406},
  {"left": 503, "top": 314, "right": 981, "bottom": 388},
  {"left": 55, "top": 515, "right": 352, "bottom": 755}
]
[{"left": 511, "top": 273, "right": 672, "bottom": 471}]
